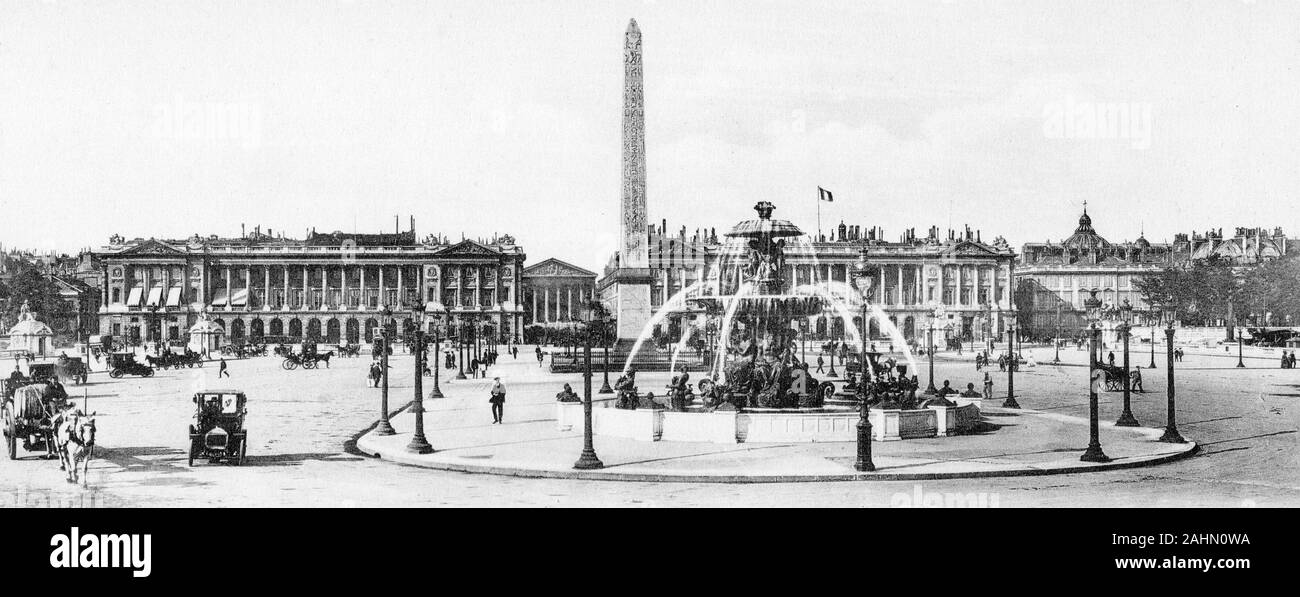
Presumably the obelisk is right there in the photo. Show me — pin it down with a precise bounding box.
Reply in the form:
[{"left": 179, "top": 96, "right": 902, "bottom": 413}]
[{"left": 613, "top": 18, "right": 654, "bottom": 342}]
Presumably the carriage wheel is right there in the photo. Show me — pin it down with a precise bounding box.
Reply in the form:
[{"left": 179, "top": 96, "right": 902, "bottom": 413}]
[
  {"left": 109, "top": 369, "right": 123, "bottom": 379},
  {"left": 282, "top": 359, "right": 297, "bottom": 370},
  {"left": 143, "top": 369, "right": 154, "bottom": 378},
  {"left": 188, "top": 438, "right": 199, "bottom": 467},
  {"left": 302, "top": 360, "right": 315, "bottom": 370},
  {"left": 3, "top": 403, "right": 16, "bottom": 460}
]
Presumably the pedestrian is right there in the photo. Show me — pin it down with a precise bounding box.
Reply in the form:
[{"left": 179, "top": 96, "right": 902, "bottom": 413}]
[
  {"left": 489, "top": 377, "right": 506, "bottom": 424},
  {"left": 1130, "top": 367, "right": 1144, "bottom": 392},
  {"left": 1290, "top": 351, "right": 1297, "bottom": 369},
  {"left": 982, "top": 372, "right": 993, "bottom": 400},
  {"left": 1107, "top": 351, "right": 1116, "bottom": 367},
  {"left": 1282, "top": 351, "right": 1289, "bottom": 369},
  {"left": 218, "top": 358, "right": 230, "bottom": 378},
  {"left": 512, "top": 345, "right": 518, "bottom": 360},
  {"left": 536, "top": 346, "right": 544, "bottom": 367},
  {"left": 816, "top": 354, "right": 824, "bottom": 373},
  {"left": 470, "top": 357, "right": 480, "bottom": 379}
]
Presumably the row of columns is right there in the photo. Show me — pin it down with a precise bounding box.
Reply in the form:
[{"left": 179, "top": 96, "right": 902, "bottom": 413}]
[
  {"left": 198, "top": 264, "right": 517, "bottom": 311},
  {"left": 530, "top": 284, "right": 595, "bottom": 323}
]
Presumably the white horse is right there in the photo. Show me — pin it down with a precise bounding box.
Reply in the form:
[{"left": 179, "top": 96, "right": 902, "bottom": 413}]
[{"left": 53, "top": 408, "right": 96, "bottom": 486}]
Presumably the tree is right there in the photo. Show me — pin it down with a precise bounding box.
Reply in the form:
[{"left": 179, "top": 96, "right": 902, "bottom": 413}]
[{"left": 0, "top": 263, "right": 76, "bottom": 335}]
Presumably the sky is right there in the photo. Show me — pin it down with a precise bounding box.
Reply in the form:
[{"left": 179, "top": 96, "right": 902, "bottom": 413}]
[{"left": 1, "top": 0, "right": 1298, "bottom": 271}]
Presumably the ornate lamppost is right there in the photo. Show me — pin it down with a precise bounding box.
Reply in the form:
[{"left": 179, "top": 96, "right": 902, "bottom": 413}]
[
  {"left": 1081, "top": 292, "right": 1110, "bottom": 462},
  {"left": 851, "top": 248, "right": 876, "bottom": 472},
  {"left": 1115, "top": 300, "right": 1140, "bottom": 427},
  {"left": 406, "top": 304, "right": 433, "bottom": 454},
  {"left": 1149, "top": 309, "right": 1158, "bottom": 369},
  {"left": 1236, "top": 324, "right": 1246, "bottom": 368},
  {"left": 1053, "top": 302, "right": 1062, "bottom": 364},
  {"left": 598, "top": 305, "right": 614, "bottom": 394},
  {"left": 1003, "top": 317, "right": 1020, "bottom": 409},
  {"left": 924, "top": 307, "right": 939, "bottom": 395},
  {"left": 428, "top": 301, "right": 448, "bottom": 399},
  {"left": 826, "top": 307, "right": 838, "bottom": 378},
  {"left": 455, "top": 316, "right": 467, "bottom": 380},
  {"left": 375, "top": 304, "right": 396, "bottom": 436},
  {"left": 573, "top": 301, "right": 605, "bottom": 470},
  {"left": 1159, "top": 304, "right": 1186, "bottom": 443}
]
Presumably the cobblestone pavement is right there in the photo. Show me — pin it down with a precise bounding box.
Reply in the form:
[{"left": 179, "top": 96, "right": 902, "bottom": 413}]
[{"left": 1, "top": 344, "right": 1296, "bottom": 507}]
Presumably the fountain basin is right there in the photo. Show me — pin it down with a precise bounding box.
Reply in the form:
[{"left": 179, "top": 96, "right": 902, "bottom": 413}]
[{"left": 592, "top": 403, "right": 981, "bottom": 444}]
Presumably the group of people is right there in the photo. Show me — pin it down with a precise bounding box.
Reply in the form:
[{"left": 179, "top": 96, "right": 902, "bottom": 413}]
[
  {"left": 1281, "top": 351, "right": 1298, "bottom": 369},
  {"left": 934, "top": 372, "right": 996, "bottom": 401},
  {"left": 974, "top": 351, "right": 1020, "bottom": 372}
]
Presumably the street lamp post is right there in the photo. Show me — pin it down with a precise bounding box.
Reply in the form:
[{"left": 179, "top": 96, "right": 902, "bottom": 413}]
[
  {"left": 1115, "top": 300, "right": 1139, "bottom": 427},
  {"left": 1081, "top": 292, "right": 1110, "bottom": 462},
  {"left": 924, "top": 316, "right": 937, "bottom": 395},
  {"left": 1149, "top": 316, "right": 1157, "bottom": 369},
  {"left": 850, "top": 248, "right": 876, "bottom": 472},
  {"left": 1053, "top": 302, "right": 1061, "bottom": 364},
  {"left": 1236, "top": 325, "right": 1246, "bottom": 368},
  {"left": 599, "top": 312, "right": 613, "bottom": 394},
  {"left": 1003, "top": 320, "right": 1020, "bottom": 409},
  {"left": 428, "top": 302, "right": 447, "bottom": 399},
  {"left": 826, "top": 311, "right": 838, "bottom": 378},
  {"left": 455, "top": 318, "right": 467, "bottom": 380},
  {"left": 1159, "top": 305, "right": 1186, "bottom": 443},
  {"left": 375, "top": 305, "right": 396, "bottom": 436},
  {"left": 573, "top": 301, "right": 604, "bottom": 470},
  {"left": 406, "top": 304, "right": 433, "bottom": 454}
]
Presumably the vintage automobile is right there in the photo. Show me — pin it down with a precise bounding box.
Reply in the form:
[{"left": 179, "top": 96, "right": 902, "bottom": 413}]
[
  {"left": 54, "top": 357, "right": 88, "bottom": 385},
  {"left": 107, "top": 352, "right": 155, "bottom": 378},
  {"left": 187, "top": 390, "right": 248, "bottom": 466}
]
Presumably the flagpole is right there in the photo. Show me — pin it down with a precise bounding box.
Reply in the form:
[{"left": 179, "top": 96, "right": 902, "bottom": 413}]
[{"left": 817, "top": 188, "right": 822, "bottom": 242}]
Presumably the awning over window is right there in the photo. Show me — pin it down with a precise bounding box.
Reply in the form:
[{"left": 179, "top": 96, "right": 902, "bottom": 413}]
[
  {"left": 126, "top": 287, "right": 143, "bottom": 306},
  {"left": 165, "top": 287, "right": 182, "bottom": 307},
  {"left": 211, "top": 290, "right": 229, "bottom": 305},
  {"left": 146, "top": 287, "right": 163, "bottom": 307},
  {"left": 230, "top": 289, "right": 248, "bottom": 306}
]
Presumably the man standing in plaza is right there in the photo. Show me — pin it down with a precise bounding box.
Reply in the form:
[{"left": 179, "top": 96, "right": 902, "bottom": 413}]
[
  {"left": 816, "top": 354, "right": 824, "bottom": 373},
  {"left": 489, "top": 377, "right": 506, "bottom": 424},
  {"left": 218, "top": 357, "right": 230, "bottom": 378},
  {"left": 983, "top": 372, "right": 993, "bottom": 400},
  {"left": 535, "top": 346, "right": 544, "bottom": 367}
]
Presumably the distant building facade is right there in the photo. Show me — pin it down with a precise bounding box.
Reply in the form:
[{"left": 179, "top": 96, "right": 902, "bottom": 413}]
[
  {"left": 521, "top": 258, "right": 598, "bottom": 325},
  {"left": 599, "top": 218, "right": 1017, "bottom": 345},
  {"left": 1015, "top": 211, "right": 1297, "bottom": 337},
  {"left": 91, "top": 227, "right": 526, "bottom": 346}
]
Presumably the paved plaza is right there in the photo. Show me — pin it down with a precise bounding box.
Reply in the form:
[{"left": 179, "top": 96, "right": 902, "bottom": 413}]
[{"left": 1, "top": 342, "right": 1297, "bottom": 507}]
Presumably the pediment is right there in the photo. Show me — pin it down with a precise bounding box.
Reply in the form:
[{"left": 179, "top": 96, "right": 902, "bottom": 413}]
[
  {"left": 119, "top": 239, "right": 186, "bottom": 256},
  {"left": 944, "top": 241, "right": 997, "bottom": 256},
  {"left": 436, "top": 240, "right": 502, "bottom": 258},
  {"left": 523, "top": 258, "right": 597, "bottom": 278}
]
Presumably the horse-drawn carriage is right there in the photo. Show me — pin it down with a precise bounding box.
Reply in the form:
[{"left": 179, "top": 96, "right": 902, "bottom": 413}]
[
  {"left": 145, "top": 350, "right": 203, "bottom": 370},
  {"left": 337, "top": 343, "right": 362, "bottom": 358},
  {"left": 281, "top": 344, "right": 333, "bottom": 370},
  {"left": 188, "top": 390, "right": 248, "bottom": 466},
  {"left": 107, "top": 352, "right": 155, "bottom": 378},
  {"left": 2, "top": 380, "right": 68, "bottom": 460},
  {"left": 1097, "top": 363, "right": 1130, "bottom": 392}
]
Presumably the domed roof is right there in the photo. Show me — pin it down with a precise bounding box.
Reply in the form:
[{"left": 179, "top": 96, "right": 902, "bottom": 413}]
[
  {"left": 7, "top": 301, "right": 53, "bottom": 337},
  {"left": 1061, "top": 208, "right": 1112, "bottom": 251},
  {"left": 1134, "top": 236, "right": 1150, "bottom": 249}
]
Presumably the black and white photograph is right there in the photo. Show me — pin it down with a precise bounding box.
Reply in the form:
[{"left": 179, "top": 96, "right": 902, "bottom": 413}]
[{"left": 0, "top": 0, "right": 1295, "bottom": 579}]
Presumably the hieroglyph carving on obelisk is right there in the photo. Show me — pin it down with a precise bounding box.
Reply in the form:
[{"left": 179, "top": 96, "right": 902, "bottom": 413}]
[{"left": 620, "top": 19, "right": 649, "bottom": 268}]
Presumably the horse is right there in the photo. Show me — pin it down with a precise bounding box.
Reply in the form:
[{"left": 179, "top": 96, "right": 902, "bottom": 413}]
[
  {"left": 53, "top": 408, "right": 96, "bottom": 485},
  {"left": 309, "top": 351, "right": 334, "bottom": 369}
]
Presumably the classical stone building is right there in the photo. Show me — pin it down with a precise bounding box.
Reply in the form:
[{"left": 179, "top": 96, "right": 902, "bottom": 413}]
[
  {"left": 92, "top": 227, "right": 526, "bottom": 346},
  {"left": 520, "top": 258, "right": 597, "bottom": 325},
  {"left": 1014, "top": 210, "right": 1296, "bottom": 337},
  {"left": 600, "top": 218, "right": 1017, "bottom": 344}
]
